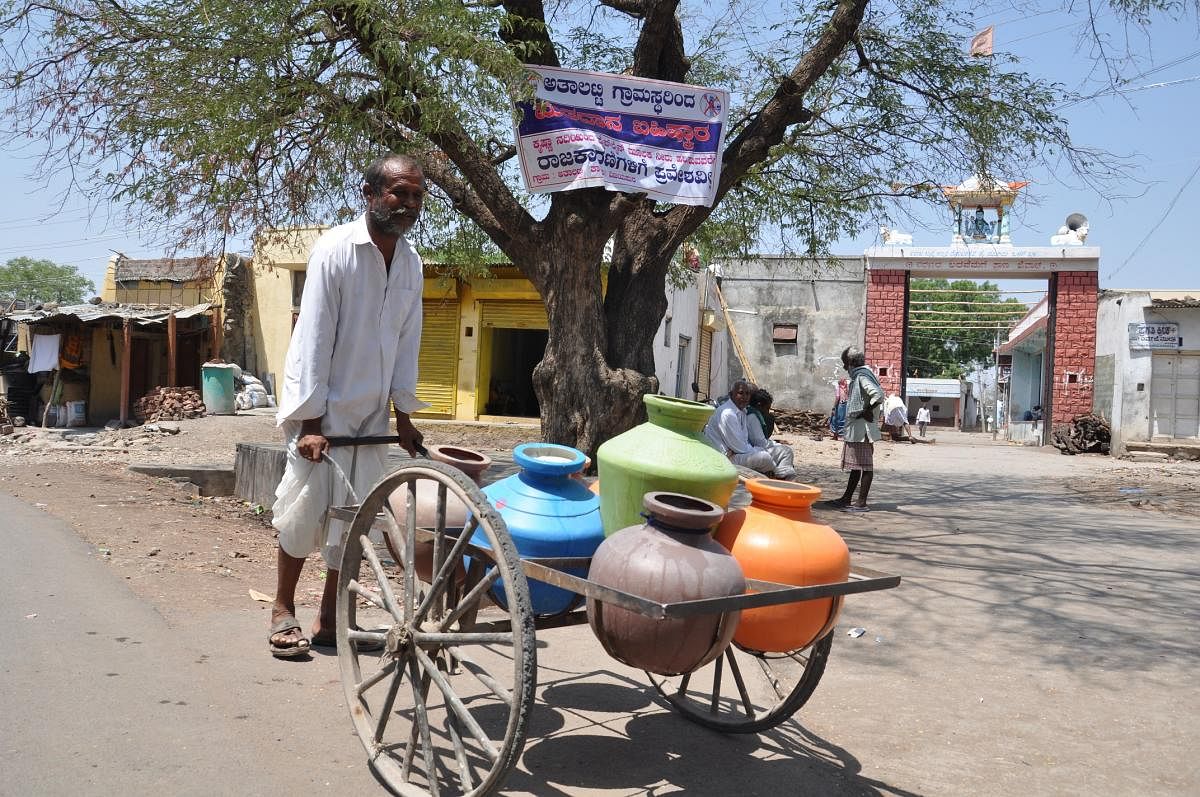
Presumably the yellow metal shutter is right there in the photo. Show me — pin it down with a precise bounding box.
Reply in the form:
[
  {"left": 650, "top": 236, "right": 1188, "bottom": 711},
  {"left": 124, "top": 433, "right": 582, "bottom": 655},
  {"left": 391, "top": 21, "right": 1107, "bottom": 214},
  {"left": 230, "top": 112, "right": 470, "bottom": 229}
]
[
  {"left": 697, "top": 328, "right": 713, "bottom": 399},
  {"left": 415, "top": 301, "right": 459, "bottom": 417},
  {"left": 479, "top": 300, "right": 548, "bottom": 329}
]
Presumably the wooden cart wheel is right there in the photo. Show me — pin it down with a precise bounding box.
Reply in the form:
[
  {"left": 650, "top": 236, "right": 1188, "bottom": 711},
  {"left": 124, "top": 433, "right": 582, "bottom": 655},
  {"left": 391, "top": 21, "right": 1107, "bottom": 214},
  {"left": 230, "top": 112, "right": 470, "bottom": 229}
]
[
  {"left": 646, "top": 631, "right": 834, "bottom": 734},
  {"left": 336, "top": 461, "right": 537, "bottom": 797}
]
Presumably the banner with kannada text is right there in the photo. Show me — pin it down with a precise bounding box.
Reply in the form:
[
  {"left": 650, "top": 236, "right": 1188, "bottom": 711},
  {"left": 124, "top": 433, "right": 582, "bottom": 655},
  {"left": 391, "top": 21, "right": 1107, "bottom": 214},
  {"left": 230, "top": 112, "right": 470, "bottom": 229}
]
[{"left": 514, "top": 65, "right": 730, "bottom": 207}]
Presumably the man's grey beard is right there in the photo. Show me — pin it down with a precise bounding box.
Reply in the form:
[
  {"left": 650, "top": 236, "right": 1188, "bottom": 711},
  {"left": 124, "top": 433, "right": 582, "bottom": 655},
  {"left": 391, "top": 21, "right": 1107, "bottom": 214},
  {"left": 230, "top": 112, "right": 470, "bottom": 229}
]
[{"left": 369, "top": 206, "right": 414, "bottom": 236}]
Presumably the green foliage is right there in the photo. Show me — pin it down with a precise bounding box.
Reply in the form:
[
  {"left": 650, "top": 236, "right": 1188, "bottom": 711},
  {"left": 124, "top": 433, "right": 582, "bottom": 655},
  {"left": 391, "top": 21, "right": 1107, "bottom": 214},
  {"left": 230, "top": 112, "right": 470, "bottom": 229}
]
[
  {"left": 907, "top": 278, "right": 1029, "bottom": 378},
  {"left": 0, "top": 0, "right": 1152, "bottom": 260},
  {"left": 0, "top": 257, "right": 95, "bottom": 305}
]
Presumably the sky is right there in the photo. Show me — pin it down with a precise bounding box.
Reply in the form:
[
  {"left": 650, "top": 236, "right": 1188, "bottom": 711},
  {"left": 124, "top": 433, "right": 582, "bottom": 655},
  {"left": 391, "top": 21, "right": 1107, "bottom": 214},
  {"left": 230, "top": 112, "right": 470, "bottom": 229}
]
[{"left": 0, "top": 1, "right": 1196, "bottom": 297}]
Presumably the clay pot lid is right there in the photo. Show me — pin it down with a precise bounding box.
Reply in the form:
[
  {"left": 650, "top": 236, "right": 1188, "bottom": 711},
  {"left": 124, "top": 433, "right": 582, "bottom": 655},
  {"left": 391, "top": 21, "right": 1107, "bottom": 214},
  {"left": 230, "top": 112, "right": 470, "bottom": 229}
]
[
  {"left": 642, "top": 491, "right": 725, "bottom": 531},
  {"left": 428, "top": 444, "right": 492, "bottom": 477},
  {"left": 743, "top": 478, "right": 821, "bottom": 508}
]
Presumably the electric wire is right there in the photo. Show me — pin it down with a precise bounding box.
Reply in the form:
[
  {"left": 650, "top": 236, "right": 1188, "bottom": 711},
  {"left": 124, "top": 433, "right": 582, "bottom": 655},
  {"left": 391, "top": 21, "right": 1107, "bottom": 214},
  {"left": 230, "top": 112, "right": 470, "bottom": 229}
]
[{"left": 1106, "top": 160, "right": 1200, "bottom": 281}]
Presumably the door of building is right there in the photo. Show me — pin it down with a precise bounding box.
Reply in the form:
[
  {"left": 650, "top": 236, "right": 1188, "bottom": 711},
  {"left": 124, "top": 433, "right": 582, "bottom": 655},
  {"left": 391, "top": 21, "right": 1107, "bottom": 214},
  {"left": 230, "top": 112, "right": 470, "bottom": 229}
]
[
  {"left": 696, "top": 328, "right": 713, "bottom": 400},
  {"left": 675, "top": 335, "right": 691, "bottom": 398},
  {"left": 1150, "top": 353, "right": 1200, "bottom": 439},
  {"left": 415, "top": 300, "right": 460, "bottom": 417}
]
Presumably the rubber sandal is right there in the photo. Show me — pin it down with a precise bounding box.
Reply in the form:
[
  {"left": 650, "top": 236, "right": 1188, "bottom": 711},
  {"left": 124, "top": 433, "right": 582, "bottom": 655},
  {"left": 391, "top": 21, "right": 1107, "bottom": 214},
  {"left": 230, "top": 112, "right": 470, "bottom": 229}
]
[
  {"left": 843, "top": 505, "right": 871, "bottom": 513},
  {"left": 269, "top": 616, "right": 310, "bottom": 658}
]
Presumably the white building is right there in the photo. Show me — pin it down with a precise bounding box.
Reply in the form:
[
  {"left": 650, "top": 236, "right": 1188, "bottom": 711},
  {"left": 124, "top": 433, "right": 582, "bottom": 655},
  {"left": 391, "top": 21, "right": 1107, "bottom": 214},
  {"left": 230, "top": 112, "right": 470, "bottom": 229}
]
[{"left": 1095, "top": 290, "right": 1200, "bottom": 455}]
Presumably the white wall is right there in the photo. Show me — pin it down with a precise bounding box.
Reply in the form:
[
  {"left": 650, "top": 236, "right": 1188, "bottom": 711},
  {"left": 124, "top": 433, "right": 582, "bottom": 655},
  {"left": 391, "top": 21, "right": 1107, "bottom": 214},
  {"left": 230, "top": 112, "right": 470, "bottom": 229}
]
[
  {"left": 1096, "top": 291, "right": 1200, "bottom": 453},
  {"left": 652, "top": 271, "right": 702, "bottom": 397}
]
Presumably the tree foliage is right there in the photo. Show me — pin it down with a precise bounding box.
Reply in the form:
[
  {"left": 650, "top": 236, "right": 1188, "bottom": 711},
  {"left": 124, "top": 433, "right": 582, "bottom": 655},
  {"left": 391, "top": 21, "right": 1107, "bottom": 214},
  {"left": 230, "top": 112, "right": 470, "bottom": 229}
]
[
  {"left": 0, "top": 0, "right": 1176, "bottom": 451},
  {"left": 0, "top": 257, "right": 95, "bottom": 305},
  {"left": 907, "top": 278, "right": 1027, "bottom": 378}
]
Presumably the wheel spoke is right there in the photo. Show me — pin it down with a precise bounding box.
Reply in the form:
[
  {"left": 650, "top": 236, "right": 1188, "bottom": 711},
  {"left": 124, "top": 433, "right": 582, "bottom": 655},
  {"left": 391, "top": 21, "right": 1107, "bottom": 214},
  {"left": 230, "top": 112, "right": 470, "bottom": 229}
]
[
  {"left": 360, "top": 535, "right": 404, "bottom": 622},
  {"left": 675, "top": 672, "right": 691, "bottom": 698},
  {"left": 432, "top": 484, "right": 448, "bottom": 618},
  {"left": 415, "top": 631, "right": 514, "bottom": 646},
  {"left": 356, "top": 657, "right": 400, "bottom": 698},
  {"left": 373, "top": 656, "right": 406, "bottom": 743},
  {"left": 413, "top": 517, "right": 480, "bottom": 627},
  {"left": 348, "top": 628, "right": 387, "bottom": 647},
  {"left": 725, "top": 648, "right": 756, "bottom": 720},
  {"left": 404, "top": 482, "right": 418, "bottom": 621},
  {"left": 446, "top": 646, "right": 513, "bottom": 707},
  {"left": 414, "top": 646, "right": 500, "bottom": 764},
  {"left": 348, "top": 579, "right": 386, "bottom": 611},
  {"left": 439, "top": 564, "right": 501, "bottom": 632},
  {"left": 407, "top": 656, "right": 440, "bottom": 796},
  {"left": 445, "top": 712, "right": 474, "bottom": 793}
]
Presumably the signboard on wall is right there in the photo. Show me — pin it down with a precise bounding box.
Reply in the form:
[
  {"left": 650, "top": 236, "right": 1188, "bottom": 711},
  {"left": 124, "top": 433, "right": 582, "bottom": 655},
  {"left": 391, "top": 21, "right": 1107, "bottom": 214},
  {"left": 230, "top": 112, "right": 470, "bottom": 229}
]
[
  {"left": 1128, "top": 322, "right": 1182, "bottom": 349},
  {"left": 514, "top": 65, "right": 729, "bottom": 206}
]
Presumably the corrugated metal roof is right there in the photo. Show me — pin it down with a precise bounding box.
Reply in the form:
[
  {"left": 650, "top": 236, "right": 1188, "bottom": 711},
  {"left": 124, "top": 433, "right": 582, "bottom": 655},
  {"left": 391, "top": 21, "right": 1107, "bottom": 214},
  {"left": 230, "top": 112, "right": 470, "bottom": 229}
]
[
  {"left": 4, "top": 302, "right": 212, "bottom": 326},
  {"left": 114, "top": 256, "right": 217, "bottom": 283},
  {"left": 1150, "top": 296, "right": 1200, "bottom": 308}
]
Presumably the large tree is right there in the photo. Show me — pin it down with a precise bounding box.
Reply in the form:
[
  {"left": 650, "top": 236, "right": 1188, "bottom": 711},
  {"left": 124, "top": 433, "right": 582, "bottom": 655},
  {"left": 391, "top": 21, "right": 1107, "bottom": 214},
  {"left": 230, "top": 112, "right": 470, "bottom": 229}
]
[
  {"left": 0, "top": 257, "right": 95, "bottom": 305},
  {"left": 0, "top": 0, "right": 1167, "bottom": 453}
]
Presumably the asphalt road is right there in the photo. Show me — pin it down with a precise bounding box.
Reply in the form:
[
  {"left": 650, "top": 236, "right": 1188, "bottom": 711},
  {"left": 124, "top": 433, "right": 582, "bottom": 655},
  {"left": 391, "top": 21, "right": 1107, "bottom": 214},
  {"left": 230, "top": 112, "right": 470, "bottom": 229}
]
[
  {"left": 2, "top": 434, "right": 1198, "bottom": 796},
  {"left": 0, "top": 492, "right": 378, "bottom": 796}
]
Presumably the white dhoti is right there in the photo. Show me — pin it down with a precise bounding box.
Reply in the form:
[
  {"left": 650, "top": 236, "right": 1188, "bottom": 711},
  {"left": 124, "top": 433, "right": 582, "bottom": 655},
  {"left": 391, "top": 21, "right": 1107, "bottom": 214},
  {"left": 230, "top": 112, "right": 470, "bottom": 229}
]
[
  {"left": 731, "top": 442, "right": 796, "bottom": 480},
  {"left": 272, "top": 432, "right": 390, "bottom": 568}
]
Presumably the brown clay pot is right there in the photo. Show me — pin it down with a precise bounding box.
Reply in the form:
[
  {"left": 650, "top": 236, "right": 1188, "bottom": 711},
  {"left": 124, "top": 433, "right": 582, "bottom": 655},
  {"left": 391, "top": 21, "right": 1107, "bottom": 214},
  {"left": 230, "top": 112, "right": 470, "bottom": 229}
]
[
  {"left": 586, "top": 492, "right": 745, "bottom": 676},
  {"left": 388, "top": 445, "right": 491, "bottom": 582}
]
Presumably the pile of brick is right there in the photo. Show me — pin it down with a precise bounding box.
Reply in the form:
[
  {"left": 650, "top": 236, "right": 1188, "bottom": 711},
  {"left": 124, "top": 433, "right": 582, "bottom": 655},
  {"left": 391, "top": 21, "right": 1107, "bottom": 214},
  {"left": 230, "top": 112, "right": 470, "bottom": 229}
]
[{"left": 134, "top": 386, "right": 206, "bottom": 422}]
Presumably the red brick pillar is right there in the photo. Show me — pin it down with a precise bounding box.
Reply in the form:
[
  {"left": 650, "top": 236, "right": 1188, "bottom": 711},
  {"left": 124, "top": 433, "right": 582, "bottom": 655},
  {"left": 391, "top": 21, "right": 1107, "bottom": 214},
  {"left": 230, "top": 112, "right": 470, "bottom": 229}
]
[
  {"left": 864, "top": 269, "right": 906, "bottom": 397},
  {"left": 1049, "top": 270, "right": 1098, "bottom": 424}
]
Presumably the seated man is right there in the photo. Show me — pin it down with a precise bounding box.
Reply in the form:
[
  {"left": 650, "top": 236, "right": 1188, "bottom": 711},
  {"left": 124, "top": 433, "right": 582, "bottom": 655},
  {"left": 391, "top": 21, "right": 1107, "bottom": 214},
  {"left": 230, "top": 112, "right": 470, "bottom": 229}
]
[{"left": 704, "top": 379, "right": 797, "bottom": 480}]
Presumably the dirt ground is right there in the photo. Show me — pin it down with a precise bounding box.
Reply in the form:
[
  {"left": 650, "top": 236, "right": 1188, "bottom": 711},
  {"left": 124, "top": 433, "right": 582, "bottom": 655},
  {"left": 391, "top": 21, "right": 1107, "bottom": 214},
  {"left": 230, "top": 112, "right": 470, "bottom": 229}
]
[{"left": 1, "top": 412, "right": 1197, "bottom": 627}]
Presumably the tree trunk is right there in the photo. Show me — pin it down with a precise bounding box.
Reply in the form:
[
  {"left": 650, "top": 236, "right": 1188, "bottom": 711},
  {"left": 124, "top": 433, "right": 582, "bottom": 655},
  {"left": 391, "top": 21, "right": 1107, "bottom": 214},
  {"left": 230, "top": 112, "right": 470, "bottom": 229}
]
[{"left": 524, "top": 210, "right": 664, "bottom": 459}]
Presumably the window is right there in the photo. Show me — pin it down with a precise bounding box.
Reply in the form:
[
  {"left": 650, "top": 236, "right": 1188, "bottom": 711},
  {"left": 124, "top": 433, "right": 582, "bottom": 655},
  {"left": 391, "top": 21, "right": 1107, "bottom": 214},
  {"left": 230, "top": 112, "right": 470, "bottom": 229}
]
[
  {"left": 772, "top": 323, "right": 798, "bottom": 344},
  {"left": 292, "top": 270, "right": 307, "bottom": 310}
]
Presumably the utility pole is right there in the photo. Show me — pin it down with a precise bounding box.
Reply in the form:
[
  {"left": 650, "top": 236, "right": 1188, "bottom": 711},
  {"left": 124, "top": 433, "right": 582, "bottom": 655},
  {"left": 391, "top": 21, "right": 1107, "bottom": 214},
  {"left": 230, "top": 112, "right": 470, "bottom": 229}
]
[{"left": 992, "top": 329, "right": 1000, "bottom": 441}]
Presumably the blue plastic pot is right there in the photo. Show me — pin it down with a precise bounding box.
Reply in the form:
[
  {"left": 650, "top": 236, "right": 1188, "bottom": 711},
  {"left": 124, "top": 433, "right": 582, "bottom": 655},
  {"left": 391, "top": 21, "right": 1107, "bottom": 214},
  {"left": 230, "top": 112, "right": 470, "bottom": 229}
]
[{"left": 472, "top": 443, "right": 604, "bottom": 616}]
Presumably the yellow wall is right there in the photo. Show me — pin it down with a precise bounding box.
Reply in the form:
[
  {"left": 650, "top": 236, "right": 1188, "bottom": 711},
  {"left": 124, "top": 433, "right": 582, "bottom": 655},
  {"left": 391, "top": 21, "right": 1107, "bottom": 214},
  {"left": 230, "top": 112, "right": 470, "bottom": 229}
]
[
  {"left": 252, "top": 227, "right": 326, "bottom": 393},
  {"left": 251, "top": 228, "right": 549, "bottom": 421}
]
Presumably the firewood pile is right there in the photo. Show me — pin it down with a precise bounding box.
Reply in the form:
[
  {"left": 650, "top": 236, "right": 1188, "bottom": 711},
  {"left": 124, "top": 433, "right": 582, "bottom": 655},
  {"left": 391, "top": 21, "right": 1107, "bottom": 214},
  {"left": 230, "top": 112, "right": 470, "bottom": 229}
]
[
  {"left": 134, "top": 386, "right": 206, "bottom": 422},
  {"left": 773, "top": 408, "right": 831, "bottom": 438},
  {"left": 1050, "top": 413, "right": 1111, "bottom": 455}
]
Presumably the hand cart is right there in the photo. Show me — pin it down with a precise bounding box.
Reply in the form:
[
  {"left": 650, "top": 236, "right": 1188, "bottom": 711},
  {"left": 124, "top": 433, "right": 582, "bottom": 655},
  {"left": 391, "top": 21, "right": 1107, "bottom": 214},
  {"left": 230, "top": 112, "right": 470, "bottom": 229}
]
[{"left": 323, "top": 448, "right": 900, "bottom": 796}]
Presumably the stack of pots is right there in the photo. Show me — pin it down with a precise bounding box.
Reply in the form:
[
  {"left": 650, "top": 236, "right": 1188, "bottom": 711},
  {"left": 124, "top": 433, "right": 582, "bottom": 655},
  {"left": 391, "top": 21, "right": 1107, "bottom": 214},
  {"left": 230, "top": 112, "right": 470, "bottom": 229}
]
[
  {"left": 474, "top": 443, "right": 605, "bottom": 616},
  {"left": 586, "top": 491, "right": 745, "bottom": 676},
  {"left": 595, "top": 395, "right": 738, "bottom": 536},
  {"left": 714, "top": 479, "right": 850, "bottom": 653}
]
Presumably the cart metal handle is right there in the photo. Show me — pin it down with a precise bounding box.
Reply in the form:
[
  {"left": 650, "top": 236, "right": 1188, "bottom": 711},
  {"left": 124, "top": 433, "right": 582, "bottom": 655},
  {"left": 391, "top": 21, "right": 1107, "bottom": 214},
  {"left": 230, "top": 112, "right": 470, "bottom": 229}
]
[{"left": 325, "top": 435, "right": 429, "bottom": 457}]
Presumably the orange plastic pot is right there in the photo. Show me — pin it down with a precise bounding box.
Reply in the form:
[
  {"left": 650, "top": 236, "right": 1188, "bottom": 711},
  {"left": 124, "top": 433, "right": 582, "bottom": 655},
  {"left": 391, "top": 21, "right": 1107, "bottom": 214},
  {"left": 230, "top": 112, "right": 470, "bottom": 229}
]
[{"left": 714, "top": 479, "right": 849, "bottom": 653}]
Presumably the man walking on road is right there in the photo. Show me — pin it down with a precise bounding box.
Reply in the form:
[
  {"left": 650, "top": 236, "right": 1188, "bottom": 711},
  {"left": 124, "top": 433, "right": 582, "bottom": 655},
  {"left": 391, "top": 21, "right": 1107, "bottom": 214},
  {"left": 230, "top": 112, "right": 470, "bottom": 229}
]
[{"left": 268, "top": 154, "right": 428, "bottom": 658}]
